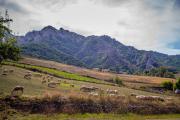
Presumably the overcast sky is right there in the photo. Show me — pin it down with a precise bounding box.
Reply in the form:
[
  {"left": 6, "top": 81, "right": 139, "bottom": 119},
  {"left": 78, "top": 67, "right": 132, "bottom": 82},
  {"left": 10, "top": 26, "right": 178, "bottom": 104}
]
[{"left": 0, "top": 0, "right": 180, "bottom": 55}]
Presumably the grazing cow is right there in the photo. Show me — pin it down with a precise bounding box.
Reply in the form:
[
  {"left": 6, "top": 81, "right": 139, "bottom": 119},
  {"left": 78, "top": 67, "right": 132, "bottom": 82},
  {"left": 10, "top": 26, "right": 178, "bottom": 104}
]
[
  {"left": 50, "top": 76, "right": 53, "bottom": 80},
  {"left": 34, "top": 73, "right": 42, "bottom": 77},
  {"left": 41, "top": 80, "right": 46, "bottom": 84},
  {"left": 80, "top": 86, "right": 99, "bottom": 92},
  {"left": 2, "top": 73, "right": 7, "bottom": 76},
  {"left": 91, "top": 86, "right": 99, "bottom": 91},
  {"left": 9, "top": 69, "right": 14, "bottom": 73},
  {"left": 166, "top": 98, "right": 173, "bottom": 101},
  {"left": 136, "top": 95, "right": 164, "bottom": 101},
  {"left": 136, "top": 95, "right": 147, "bottom": 100},
  {"left": 24, "top": 74, "right": 31, "bottom": 80},
  {"left": 175, "top": 89, "right": 180, "bottom": 94},
  {"left": 130, "top": 93, "right": 137, "bottom": 96},
  {"left": 89, "top": 92, "right": 99, "bottom": 96},
  {"left": 3, "top": 69, "right": 8, "bottom": 73},
  {"left": 117, "top": 95, "right": 126, "bottom": 99},
  {"left": 48, "top": 82, "right": 60, "bottom": 88},
  {"left": 11, "top": 86, "right": 24, "bottom": 97},
  {"left": 108, "top": 94, "right": 116, "bottom": 96},
  {"left": 2, "top": 69, "right": 10, "bottom": 75},
  {"left": 42, "top": 76, "right": 46, "bottom": 80},
  {"left": 106, "top": 89, "right": 118, "bottom": 95},
  {"left": 26, "top": 71, "right": 31, "bottom": 74}
]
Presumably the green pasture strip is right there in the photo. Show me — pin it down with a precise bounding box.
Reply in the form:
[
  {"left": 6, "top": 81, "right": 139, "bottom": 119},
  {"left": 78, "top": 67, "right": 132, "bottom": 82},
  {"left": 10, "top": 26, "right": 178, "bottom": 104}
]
[{"left": 2, "top": 61, "right": 109, "bottom": 85}]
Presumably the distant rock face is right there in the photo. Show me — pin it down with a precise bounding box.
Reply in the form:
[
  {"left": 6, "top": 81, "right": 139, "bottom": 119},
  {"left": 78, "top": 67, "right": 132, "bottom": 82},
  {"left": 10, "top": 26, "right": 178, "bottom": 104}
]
[{"left": 17, "top": 26, "right": 180, "bottom": 73}]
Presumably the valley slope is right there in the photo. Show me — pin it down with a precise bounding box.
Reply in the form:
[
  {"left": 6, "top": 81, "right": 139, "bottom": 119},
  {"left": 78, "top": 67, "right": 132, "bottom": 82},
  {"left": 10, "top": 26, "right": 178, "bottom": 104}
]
[{"left": 17, "top": 26, "right": 180, "bottom": 73}]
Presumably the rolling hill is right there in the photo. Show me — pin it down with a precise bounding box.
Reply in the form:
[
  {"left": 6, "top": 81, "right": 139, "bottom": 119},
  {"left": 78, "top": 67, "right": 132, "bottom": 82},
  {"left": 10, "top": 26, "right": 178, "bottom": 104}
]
[{"left": 17, "top": 26, "right": 180, "bottom": 73}]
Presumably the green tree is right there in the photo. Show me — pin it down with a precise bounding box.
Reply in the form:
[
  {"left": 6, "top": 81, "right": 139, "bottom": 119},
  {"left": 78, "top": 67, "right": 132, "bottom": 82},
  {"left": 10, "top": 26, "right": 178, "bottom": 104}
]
[
  {"left": 0, "top": 38, "right": 20, "bottom": 60},
  {"left": 144, "top": 67, "right": 175, "bottom": 78},
  {"left": 0, "top": 10, "right": 20, "bottom": 62},
  {"left": 175, "top": 78, "right": 180, "bottom": 89}
]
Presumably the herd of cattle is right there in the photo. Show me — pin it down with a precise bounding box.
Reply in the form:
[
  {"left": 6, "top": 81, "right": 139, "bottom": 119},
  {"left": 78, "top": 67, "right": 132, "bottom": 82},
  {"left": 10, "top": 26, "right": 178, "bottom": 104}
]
[{"left": 1, "top": 68, "right": 179, "bottom": 102}]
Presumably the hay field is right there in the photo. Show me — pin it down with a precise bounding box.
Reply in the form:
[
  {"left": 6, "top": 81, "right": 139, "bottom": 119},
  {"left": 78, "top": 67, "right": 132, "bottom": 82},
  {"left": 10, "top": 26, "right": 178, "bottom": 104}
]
[
  {"left": 19, "top": 57, "right": 175, "bottom": 84},
  {"left": 0, "top": 65, "right": 175, "bottom": 98}
]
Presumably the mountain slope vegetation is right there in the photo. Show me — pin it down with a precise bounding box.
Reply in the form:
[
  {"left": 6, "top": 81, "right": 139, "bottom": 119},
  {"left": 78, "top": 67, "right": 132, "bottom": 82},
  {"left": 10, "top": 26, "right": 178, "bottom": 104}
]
[{"left": 17, "top": 26, "right": 180, "bottom": 73}]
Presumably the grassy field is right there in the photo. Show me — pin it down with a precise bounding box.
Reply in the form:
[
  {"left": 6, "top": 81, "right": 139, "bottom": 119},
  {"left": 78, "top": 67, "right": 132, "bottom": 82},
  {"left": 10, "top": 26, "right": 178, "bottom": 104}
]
[
  {"left": 19, "top": 57, "right": 176, "bottom": 84},
  {"left": 0, "top": 65, "right": 180, "bottom": 119},
  {"left": 1, "top": 65, "right": 173, "bottom": 98},
  {"left": 6, "top": 113, "right": 180, "bottom": 120},
  {"left": 2, "top": 61, "right": 109, "bottom": 85}
]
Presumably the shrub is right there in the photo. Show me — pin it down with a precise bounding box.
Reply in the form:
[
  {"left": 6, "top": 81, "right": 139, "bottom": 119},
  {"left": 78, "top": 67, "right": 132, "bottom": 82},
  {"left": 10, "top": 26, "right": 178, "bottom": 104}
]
[
  {"left": 161, "top": 81, "right": 173, "bottom": 90},
  {"left": 175, "top": 78, "right": 180, "bottom": 90},
  {"left": 114, "top": 76, "right": 123, "bottom": 86}
]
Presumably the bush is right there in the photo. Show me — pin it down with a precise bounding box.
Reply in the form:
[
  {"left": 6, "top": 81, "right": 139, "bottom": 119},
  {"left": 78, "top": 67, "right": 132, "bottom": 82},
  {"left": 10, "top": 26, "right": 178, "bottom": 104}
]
[
  {"left": 175, "top": 78, "right": 180, "bottom": 89},
  {"left": 114, "top": 76, "right": 123, "bottom": 86},
  {"left": 161, "top": 81, "right": 173, "bottom": 90}
]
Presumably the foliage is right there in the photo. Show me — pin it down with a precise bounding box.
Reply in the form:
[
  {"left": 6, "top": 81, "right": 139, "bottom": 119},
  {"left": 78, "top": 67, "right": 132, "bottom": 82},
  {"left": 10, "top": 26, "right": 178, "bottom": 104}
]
[
  {"left": 0, "top": 38, "right": 20, "bottom": 61},
  {"left": 175, "top": 78, "right": 180, "bottom": 90},
  {"left": 161, "top": 81, "right": 173, "bottom": 90},
  {"left": 144, "top": 67, "right": 175, "bottom": 78},
  {"left": 0, "top": 12, "right": 20, "bottom": 61},
  {"left": 114, "top": 76, "right": 123, "bottom": 86}
]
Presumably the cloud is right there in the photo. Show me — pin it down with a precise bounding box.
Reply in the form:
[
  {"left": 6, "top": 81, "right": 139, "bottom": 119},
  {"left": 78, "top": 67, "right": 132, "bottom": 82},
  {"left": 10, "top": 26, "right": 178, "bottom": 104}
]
[
  {"left": 91, "top": 0, "right": 130, "bottom": 7},
  {"left": 56, "top": 23, "right": 93, "bottom": 36},
  {"left": 28, "top": 0, "right": 78, "bottom": 12},
  {"left": 113, "top": 0, "right": 180, "bottom": 54},
  {"left": 1, "top": 0, "right": 180, "bottom": 55},
  {"left": 0, "top": 0, "right": 28, "bottom": 14}
]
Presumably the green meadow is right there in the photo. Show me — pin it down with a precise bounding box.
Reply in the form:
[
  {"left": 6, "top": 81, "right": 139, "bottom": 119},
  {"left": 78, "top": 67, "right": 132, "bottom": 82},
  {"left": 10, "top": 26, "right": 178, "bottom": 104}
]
[{"left": 2, "top": 61, "right": 108, "bottom": 84}]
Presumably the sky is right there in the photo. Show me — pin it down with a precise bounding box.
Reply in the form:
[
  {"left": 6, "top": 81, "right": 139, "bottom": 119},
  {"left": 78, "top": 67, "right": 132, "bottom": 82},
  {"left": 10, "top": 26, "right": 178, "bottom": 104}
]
[{"left": 0, "top": 0, "right": 180, "bottom": 55}]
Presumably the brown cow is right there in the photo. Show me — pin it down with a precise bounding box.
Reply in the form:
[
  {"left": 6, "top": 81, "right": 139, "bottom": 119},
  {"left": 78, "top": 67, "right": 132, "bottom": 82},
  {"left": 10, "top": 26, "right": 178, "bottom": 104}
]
[
  {"left": 48, "top": 82, "right": 60, "bottom": 88},
  {"left": 24, "top": 73, "right": 32, "bottom": 80},
  {"left": 11, "top": 86, "right": 24, "bottom": 97},
  {"left": 80, "top": 86, "right": 99, "bottom": 92}
]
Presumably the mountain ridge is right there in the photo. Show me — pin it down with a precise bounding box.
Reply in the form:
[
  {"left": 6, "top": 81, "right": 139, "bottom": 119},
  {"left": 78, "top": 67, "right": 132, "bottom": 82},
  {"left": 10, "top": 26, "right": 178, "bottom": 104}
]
[{"left": 17, "top": 26, "right": 180, "bottom": 73}]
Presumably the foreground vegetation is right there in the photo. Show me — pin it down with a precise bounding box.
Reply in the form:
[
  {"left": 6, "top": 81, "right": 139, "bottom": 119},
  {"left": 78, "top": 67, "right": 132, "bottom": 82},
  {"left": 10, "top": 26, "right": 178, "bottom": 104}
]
[
  {"left": 3, "top": 112, "right": 180, "bottom": 120},
  {"left": 2, "top": 61, "right": 108, "bottom": 85},
  {"left": 0, "top": 93, "right": 180, "bottom": 119},
  {"left": 0, "top": 65, "right": 180, "bottom": 120}
]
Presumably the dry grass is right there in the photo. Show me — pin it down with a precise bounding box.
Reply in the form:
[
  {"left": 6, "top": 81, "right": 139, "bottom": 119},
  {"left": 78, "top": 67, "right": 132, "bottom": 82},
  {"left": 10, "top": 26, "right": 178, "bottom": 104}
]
[
  {"left": 0, "top": 65, "right": 180, "bottom": 117},
  {"left": 1, "top": 65, "right": 179, "bottom": 100},
  {"left": 1, "top": 92, "right": 180, "bottom": 115},
  {"left": 19, "top": 57, "right": 176, "bottom": 85}
]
